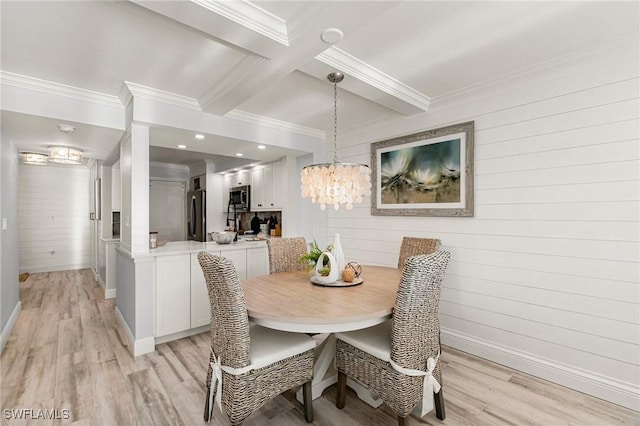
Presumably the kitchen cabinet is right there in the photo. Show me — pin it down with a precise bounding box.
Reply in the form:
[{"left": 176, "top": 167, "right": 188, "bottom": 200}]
[
  {"left": 191, "top": 249, "right": 246, "bottom": 328},
  {"left": 97, "top": 238, "right": 118, "bottom": 299},
  {"left": 190, "top": 246, "right": 267, "bottom": 328},
  {"left": 247, "top": 246, "right": 269, "bottom": 277},
  {"left": 232, "top": 170, "right": 250, "bottom": 187},
  {"left": 221, "top": 171, "right": 251, "bottom": 212},
  {"left": 155, "top": 254, "right": 191, "bottom": 336},
  {"left": 251, "top": 159, "right": 284, "bottom": 211},
  {"left": 221, "top": 175, "right": 231, "bottom": 212},
  {"left": 190, "top": 253, "right": 210, "bottom": 328},
  {"left": 154, "top": 242, "right": 269, "bottom": 338}
]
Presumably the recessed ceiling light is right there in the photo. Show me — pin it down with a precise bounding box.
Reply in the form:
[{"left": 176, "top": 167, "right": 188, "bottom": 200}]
[
  {"left": 257, "top": 145, "right": 266, "bottom": 150},
  {"left": 177, "top": 144, "right": 187, "bottom": 149},
  {"left": 236, "top": 153, "right": 243, "bottom": 157},
  {"left": 194, "top": 134, "right": 205, "bottom": 140}
]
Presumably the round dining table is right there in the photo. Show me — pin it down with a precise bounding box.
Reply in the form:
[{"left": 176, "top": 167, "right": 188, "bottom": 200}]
[{"left": 242, "top": 265, "right": 402, "bottom": 406}]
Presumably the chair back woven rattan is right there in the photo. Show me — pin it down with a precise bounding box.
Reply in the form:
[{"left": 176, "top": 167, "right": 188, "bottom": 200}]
[
  {"left": 397, "top": 237, "right": 441, "bottom": 269},
  {"left": 267, "top": 237, "right": 308, "bottom": 273},
  {"left": 336, "top": 251, "right": 451, "bottom": 424},
  {"left": 198, "top": 252, "right": 314, "bottom": 425}
]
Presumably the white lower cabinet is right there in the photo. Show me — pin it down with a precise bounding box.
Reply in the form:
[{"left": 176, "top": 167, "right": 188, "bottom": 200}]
[
  {"left": 155, "top": 254, "right": 191, "bottom": 337},
  {"left": 190, "top": 253, "right": 210, "bottom": 328},
  {"left": 247, "top": 246, "right": 269, "bottom": 277},
  {"left": 188, "top": 246, "right": 269, "bottom": 330}
]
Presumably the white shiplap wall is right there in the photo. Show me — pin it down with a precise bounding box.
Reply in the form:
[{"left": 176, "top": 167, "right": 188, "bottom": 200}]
[
  {"left": 327, "top": 40, "right": 639, "bottom": 409},
  {"left": 18, "top": 164, "right": 91, "bottom": 273}
]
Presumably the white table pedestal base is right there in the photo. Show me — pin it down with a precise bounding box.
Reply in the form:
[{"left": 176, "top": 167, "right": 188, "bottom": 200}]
[{"left": 295, "top": 334, "right": 384, "bottom": 408}]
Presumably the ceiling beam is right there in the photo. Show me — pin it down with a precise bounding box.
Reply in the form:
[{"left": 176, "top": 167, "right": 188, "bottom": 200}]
[{"left": 133, "top": 0, "right": 407, "bottom": 116}]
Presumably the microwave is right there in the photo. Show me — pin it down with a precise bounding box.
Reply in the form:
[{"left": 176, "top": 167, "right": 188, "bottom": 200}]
[{"left": 229, "top": 185, "right": 250, "bottom": 211}]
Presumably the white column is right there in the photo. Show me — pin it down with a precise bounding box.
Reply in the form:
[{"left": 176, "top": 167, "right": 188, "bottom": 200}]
[{"left": 130, "top": 125, "right": 150, "bottom": 253}]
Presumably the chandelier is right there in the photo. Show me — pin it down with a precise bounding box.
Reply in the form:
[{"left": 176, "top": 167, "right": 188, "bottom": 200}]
[
  {"left": 300, "top": 72, "right": 371, "bottom": 210},
  {"left": 48, "top": 146, "right": 83, "bottom": 164}
]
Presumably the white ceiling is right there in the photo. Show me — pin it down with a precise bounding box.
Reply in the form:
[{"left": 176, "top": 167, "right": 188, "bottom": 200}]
[{"left": 1, "top": 1, "right": 638, "bottom": 167}]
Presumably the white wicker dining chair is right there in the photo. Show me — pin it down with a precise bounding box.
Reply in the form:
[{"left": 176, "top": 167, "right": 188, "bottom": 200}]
[
  {"left": 198, "top": 251, "right": 316, "bottom": 425},
  {"left": 335, "top": 251, "right": 451, "bottom": 426}
]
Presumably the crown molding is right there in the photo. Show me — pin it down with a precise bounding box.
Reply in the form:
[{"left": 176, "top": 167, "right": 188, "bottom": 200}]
[
  {"left": 190, "top": 0, "right": 288, "bottom": 47},
  {"left": 226, "top": 110, "right": 326, "bottom": 140},
  {"left": 315, "top": 46, "right": 431, "bottom": 112},
  {"left": 123, "top": 81, "right": 201, "bottom": 111},
  {"left": 0, "top": 71, "right": 123, "bottom": 108}
]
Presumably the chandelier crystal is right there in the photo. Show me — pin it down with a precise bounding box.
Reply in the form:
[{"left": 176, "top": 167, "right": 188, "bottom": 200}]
[
  {"left": 300, "top": 72, "right": 371, "bottom": 210},
  {"left": 48, "top": 146, "right": 83, "bottom": 164}
]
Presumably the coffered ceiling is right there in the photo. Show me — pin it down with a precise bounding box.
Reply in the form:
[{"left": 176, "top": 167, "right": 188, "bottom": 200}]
[{"left": 1, "top": 1, "right": 637, "bottom": 166}]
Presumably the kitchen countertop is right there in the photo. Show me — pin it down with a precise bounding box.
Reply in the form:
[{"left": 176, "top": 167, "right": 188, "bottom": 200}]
[{"left": 147, "top": 239, "right": 267, "bottom": 257}]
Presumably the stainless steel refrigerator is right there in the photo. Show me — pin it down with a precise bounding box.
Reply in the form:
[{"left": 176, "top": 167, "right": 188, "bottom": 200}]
[{"left": 187, "top": 190, "right": 206, "bottom": 241}]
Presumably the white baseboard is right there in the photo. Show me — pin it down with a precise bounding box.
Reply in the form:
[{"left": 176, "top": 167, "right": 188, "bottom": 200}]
[
  {"left": 104, "top": 288, "right": 116, "bottom": 299},
  {"left": 441, "top": 328, "right": 640, "bottom": 412},
  {"left": 97, "top": 275, "right": 106, "bottom": 290},
  {"left": 19, "top": 264, "right": 89, "bottom": 274},
  {"left": 0, "top": 302, "right": 22, "bottom": 354},
  {"left": 114, "top": 306, "right": 155, "bottom": 357},
  {"left": 154, "top": 325, "right": 210, "bottom": 345}
]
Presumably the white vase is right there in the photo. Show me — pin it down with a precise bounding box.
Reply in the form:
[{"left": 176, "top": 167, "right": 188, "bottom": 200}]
[{"left": 332, "top": 233, "right": 346, "bottom": 277}]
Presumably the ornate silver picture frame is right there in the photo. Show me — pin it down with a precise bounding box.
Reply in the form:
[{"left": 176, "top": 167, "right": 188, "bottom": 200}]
[{"left": 371, "top": 121, "right": 474, "bottom": 217}]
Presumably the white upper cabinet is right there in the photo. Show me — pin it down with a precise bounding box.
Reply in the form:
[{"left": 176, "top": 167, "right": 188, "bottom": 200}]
[
  {"left": 251, "top": 159, "right": 284, "bottom": 211},
  {"left": 232, "top": 170, "right": 249, "bottom": 187}
]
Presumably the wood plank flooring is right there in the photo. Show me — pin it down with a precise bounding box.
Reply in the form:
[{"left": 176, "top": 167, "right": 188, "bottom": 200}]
[{"left": 1, "top": 270, "right": 638, "bottom": 425}]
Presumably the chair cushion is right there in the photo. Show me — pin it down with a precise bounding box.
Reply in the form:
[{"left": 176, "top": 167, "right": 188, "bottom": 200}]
[
  {"left": 335, "top": 320, "right": 392, "bottom": 362},
  {"left": 248, "top": 323, "right": 316, "bottom": 370}
]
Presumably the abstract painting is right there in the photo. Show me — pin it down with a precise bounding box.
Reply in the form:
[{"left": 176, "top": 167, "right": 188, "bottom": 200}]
[{"left": 371, "top": 121, "right": 474, "bottom": 216}]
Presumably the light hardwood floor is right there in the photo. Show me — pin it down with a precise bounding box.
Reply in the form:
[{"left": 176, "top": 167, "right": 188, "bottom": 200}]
[{"left": 1, "top": 270, "right": 638, "bottom": 425}]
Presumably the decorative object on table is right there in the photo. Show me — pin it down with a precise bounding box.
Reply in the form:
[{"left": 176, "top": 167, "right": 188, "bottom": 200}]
[
  {"left": 313, "top": 251, "right": 339, "bottom": 284},
  {"left": 346, "top": 261, "right": 362, "bottom": 277},
  {"left": 300, "top": 72, "right": 371, "bottom": 211},
  {"left": 210, "top": 231, "right": 236, "bottom": 244},
  {"left": 299, "top": 240, "right": 334, "bottom": 272},
  {"left": 371, "top": 121, "right": 474, "bottom": 217},
  {"left": 332, "top": 233, "right": 346, "bottom": 275},
  {"left": 335, "top": 251, "right": 452, "bottom": 425},
  {"left": 342, "top": 266, "right": 356, "bottom": 283}
]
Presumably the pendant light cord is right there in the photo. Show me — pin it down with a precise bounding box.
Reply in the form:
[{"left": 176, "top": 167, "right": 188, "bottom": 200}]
[{"left": 333, "top": 81, "right": 338, "bottom": 164}]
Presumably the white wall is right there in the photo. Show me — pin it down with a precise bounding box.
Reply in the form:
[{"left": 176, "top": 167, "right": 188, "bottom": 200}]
[
  {"left": 0, "top": 134, "right": 20, "bottom": 352},
  {"left": 18, "top": 163, "right": 91, "bottom": 273},
  {"left": 328, "top": 41, "right": 639, "bottom": 409}
]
